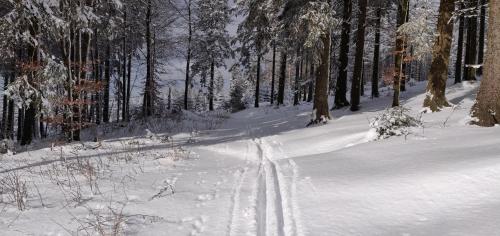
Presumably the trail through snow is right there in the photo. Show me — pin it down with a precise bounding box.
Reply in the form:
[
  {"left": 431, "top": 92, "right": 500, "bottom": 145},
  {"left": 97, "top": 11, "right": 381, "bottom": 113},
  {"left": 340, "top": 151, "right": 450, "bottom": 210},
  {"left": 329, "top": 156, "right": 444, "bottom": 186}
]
[{"left": 4, "top": 81, "right": 500, "bottom": 236}]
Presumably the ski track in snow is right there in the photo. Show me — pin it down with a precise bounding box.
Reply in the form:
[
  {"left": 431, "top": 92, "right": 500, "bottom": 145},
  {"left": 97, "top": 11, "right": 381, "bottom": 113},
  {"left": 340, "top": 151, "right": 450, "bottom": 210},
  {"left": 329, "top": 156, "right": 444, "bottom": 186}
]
[
  {"left": 227, "top": 166, "right": 248, "bottom": 236},
  {"left": 254, "top": 138, "right": 298, "bottom": 236}
]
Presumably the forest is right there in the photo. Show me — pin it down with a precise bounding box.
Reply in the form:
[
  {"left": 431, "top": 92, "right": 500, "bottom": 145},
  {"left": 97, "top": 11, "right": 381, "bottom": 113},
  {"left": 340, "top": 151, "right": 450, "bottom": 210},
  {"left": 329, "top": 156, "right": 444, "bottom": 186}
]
[{"left": 0, "top": 0, "right": 499, "bottom": 235}]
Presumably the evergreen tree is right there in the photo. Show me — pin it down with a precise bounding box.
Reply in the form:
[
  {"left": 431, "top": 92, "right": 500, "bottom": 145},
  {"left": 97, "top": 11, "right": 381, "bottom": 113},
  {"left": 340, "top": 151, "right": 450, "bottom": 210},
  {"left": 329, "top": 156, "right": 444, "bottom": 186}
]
[
  {"left": 235, "top": 0, "right": 275, "bottom": 108},
  {"left": 192, "top": 0, "right": 233, "bottom": 111}
]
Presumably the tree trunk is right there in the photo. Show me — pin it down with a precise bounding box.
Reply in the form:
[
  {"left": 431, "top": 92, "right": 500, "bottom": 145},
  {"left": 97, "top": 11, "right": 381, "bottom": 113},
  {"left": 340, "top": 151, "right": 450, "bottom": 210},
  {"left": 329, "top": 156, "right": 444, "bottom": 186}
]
[
  {"left": 93, "top": 28, "right": 101, "bottom": 125},
  {"left": 307, "top": 62, "right": 314, "bottom": 102},
  {"left": 455, "top": 2, "right": 465, "bottom": 84},
  {"left": 302, "top": 56, "right": 306, "bottom": 102},
  {"left": 122, "top": 11, "right": 127, "bottom": 122},
  {"left": 464, "top": 0, "right": 478, "bottom": 81},
  {"left": 294, "top": 48, "right": 300, "bottom": 106},
  {"left": 471, "top": 0, "right": 500, "bottom": 126},
  {"left": 209, "top": 60, "right": 215, "bottom": 111},
  {"left": 184, "top": 0, "right": 192, "bottom": 110},
  {"left": 103, "top": 42, "right": 111, "bottom": 122},
  {"left": 270, "top": 42, "right": 276, "bottom": 105},
  {"left": 334, "top": 0, "right": 352, "bottom": 109},
  {"left": 126, "top": 50, "right": 132, "bottom": 121},
  {"left": 17, "top": 108, "right": 24, "bottom": 142},
  {"left": 392, "top": 0, "right": 410, "bottom": 107},
  {"left": 372, "top": 5, "right": 382, "bottom": 98},
  {"left": 255, "top": 54, "right": 261, "bottom": 108},
  {"left": 312, "top": 33, "right": 332, "bottom": 123},
  {"left": 477, "top": 0, "right": 487, "bottom": 77},
  {"left": 21, "top": 104, "right": 35, "bottom": 145},
  {"left": 1, "top": 73, "right": 8, "bottom": 139},
  {"left": 423, "top": 0, "right": 455, "bottom": 111},
  {"left": 401, "top": 1, "right": 410, "bottom": 92},
  {"left": 277, "top": 51, "right": 287, "bottom": 106},
  {"left": 143, "top": 0, "right": 153, "bottom": 117},
  {"left": 350, "top": 0, "right": 367, "bottom": 111},
  {"left": 7, "top": 74, "right": 14, "bottom": 139}
]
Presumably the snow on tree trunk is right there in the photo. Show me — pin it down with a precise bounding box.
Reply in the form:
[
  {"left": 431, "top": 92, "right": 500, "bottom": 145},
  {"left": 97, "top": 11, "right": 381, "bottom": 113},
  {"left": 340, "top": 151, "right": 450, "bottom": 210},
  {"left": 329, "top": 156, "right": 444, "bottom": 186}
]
[
  {"left": 471, "top": 0, "right": 500, "bottom": 127},
  {"left": 423, "top": 0, "right": 454, "bottom": 112}
]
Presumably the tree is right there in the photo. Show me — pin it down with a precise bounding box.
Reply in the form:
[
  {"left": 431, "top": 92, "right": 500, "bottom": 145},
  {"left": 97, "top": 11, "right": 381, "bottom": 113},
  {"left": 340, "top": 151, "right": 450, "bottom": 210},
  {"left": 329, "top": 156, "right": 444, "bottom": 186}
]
[
  {"left": 334, "top": 0, "right": 352, "bottom": 109},
  {"left": 371, "top": 3, "right": 382, "bottom": 98},
  {"left": 235, "top": 0, "right": 274, "bottom": 108},
  {"left": 471, "top": 0, "right": 500, "bottom": 126},
  {"left": 423, "top": 0, "right": 455, "bottom": 112},
  {"left": 143, "top": 0, "right": 154, "bottom": 117},
  {"left": 463, "top": 0, "right": 478, "bottom": 81},
  {"left": 184, "top": 0, "right": 193, "bottom": 110},
  {"left": 350, "top": 0, "right": 368, "bottom": 111},
  {"left": 192, "top": 0, "right": 232, "bottom": 111},
  {"left": 277, "top": 51, "right": 287, "bottom": 106},
  {"left": 271, "top": 43, "right": 277, "bottom": 104},
  {"left": 476, "top": 0, "right": 487, "bottom": 77},
  {"left": 455, "top": 2, "right": 465, "bottom": 84},
  {"left": 392, "top": 0, "right": 410, "bottom": 107}
]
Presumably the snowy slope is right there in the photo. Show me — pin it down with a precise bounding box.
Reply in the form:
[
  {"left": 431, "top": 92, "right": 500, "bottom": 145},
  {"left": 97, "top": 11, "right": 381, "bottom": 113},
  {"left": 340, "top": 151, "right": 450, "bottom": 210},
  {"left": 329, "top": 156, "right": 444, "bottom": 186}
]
[{"left": 1, "top": 80, "right": 500, "bottom": 236}]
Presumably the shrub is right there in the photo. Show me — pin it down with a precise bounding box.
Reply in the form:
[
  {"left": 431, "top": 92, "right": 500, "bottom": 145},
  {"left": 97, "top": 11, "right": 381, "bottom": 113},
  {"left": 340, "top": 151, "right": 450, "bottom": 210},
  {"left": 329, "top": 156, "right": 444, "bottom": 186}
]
[{"left": 370, "top": 106, "right": 422, "bottom": 139}]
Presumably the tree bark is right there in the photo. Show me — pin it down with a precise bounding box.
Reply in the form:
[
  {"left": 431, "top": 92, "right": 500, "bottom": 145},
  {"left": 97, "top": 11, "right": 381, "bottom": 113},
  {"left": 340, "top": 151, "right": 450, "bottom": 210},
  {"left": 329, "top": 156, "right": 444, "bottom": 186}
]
[
  {"left": 423, "top": 0, "right": 455, "bottom": 111},
  {"left": 350, "top": 0, "right": 367, "bottom": 111},
  {"left": 334, "top": 0, "right": 352, "bottom": 109},
  {"left": 455, "top": 2, "right": 465, "bottom": 84},
  {"left": 471, "top": 0, "right": 500, "bottom": 126}
]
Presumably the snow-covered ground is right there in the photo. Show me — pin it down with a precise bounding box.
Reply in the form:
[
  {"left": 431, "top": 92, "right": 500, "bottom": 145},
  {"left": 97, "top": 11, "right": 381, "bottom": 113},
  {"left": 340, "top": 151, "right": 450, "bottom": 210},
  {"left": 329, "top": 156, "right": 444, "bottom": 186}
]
[{"left": 1, "top": 80, "right": 500, "bottom": 236}]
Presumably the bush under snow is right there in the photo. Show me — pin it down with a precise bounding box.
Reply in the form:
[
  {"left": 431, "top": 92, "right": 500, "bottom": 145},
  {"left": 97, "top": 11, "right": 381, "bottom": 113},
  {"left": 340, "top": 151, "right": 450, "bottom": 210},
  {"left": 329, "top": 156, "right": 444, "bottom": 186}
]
[{"left": 370, "top": 107, "right": 422, "bottom": 139}]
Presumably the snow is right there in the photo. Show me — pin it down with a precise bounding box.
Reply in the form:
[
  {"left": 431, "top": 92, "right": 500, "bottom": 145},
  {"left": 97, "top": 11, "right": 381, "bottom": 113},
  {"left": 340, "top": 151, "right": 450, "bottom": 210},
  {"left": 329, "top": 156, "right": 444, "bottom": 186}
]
[{"left": 1, "top": 80, "right": 500, "bottom": 235}]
